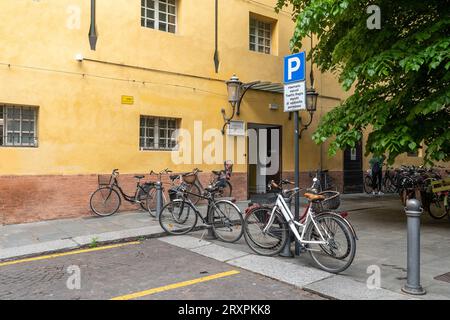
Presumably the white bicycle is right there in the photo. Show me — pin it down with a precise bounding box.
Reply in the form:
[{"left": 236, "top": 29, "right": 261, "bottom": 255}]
[{"left": 244, "top": 183, "right": 356, "bottom": 274}]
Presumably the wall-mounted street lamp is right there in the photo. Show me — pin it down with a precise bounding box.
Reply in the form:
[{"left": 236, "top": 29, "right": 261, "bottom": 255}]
[
  {"left": 297, "top": 86, "right": 319, "bottom": 139},
  {"left": 222, "top": 75, "right": 260, "bottom": 134},
  {"left": 294, "top": 35, "right": 320, "bottom": 140}
]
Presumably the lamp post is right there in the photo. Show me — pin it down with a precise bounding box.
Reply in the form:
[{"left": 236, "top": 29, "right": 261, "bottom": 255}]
[{"left": 222, "top": 75, "right": 260, "bottom": 134}]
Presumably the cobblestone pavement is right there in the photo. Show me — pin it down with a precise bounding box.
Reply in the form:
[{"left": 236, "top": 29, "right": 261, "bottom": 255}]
[{"left": 0, "top": 239, "right": 323, "bottom": 300}]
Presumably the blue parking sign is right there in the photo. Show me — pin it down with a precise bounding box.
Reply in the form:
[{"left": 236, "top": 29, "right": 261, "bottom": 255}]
[{"left": 284, "top": 52, "right": 306, "bottom": 84}]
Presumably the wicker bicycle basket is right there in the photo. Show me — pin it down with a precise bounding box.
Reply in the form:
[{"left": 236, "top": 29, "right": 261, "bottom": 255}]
[
  {"left": 98, "top": 174, "right": 112, "bottom": 186},
  {"left": 311, "top": 191, "right": 341, "bottom": 212},
  {"left": 183, "top": 173, "right": 197, "bottom": 185}
]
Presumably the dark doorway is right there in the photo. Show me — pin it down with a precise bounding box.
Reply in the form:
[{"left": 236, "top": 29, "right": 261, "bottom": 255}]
[
  {"left": 247, "top": 123, "right": 282, "bottom": 199},
  {"left": 343, "top": 140, "right": 364, "bottom": 193}
]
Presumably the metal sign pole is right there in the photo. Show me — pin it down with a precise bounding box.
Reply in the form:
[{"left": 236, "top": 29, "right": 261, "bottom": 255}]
[
  {"left": 294, "top": 111, "right": 301, "bottom": 256},
  {"left": 281, "top": 52, "right": 307, "bottom": 258}
]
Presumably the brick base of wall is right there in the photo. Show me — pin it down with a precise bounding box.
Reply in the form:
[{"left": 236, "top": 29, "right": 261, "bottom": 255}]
[
  {"left": 0, "top": 171, "right": 344, "bottom": 225},
  {"left": 0, "top": 172, "right": 249, "bottom": 225}
]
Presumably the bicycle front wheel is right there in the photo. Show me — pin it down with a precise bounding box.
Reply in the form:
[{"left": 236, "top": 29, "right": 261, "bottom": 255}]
[
  {"left": 428, "top": 194, "right": 447, "bottom": 219},
  {"left": 305, "top": 213, "right": 356, "bottom": 274},
  {"left": 90, "top": 187, "right": 121, "bottom": 217},
  {"left": 159, "top": 200, "right": 198, "bottom": 235},
  {"left": 244, "top": 207, "right": 289, "bottom": 256},
  {"left": 211, "top": 200, "right": 243, "bottom": 243}
]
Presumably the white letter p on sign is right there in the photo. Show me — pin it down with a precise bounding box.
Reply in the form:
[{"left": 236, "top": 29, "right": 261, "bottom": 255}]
[{"left": 288, "top": 57, "right": 301, "bottom": 81}]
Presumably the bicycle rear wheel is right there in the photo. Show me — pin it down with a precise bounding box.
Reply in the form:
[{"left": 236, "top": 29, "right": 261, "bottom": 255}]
[
  {"left": 90, "top": 187, "right": 121, "bottom": 217},
  {"left": 146, "top": 187, "right": 167, "bottom": 217},
  {"left": 305, "top": 213, "right": 356, "bottom": 274},
  {"left": 244, "top": 207, "right": 289, "bottom": 256},
  {"left": 211, "top": 200, "right": 243, "bottom": 243},
  {"left": 159, "top": 200, "right": 198, "bottom": 235},
  {"left": 364, "top": 176, "right": 373, "bottom": 194},
  {"left": 186, "top": 183, "right": 202, "bottom": 205}
]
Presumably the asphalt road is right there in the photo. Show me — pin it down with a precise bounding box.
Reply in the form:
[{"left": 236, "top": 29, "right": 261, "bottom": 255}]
[{"left": 0, "top": 239, "right": 322, "bottom": 300}]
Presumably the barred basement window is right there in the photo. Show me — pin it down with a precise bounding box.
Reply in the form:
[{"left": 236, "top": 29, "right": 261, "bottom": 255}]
[
  {"left": 141, "top": 0, "right": 177, "bottom": 34},
  {"left": 140, "top": 116, "right": 178, "bottom": 151},
  {"left": 0, "top": 105, "right": 38, "bottom": 147},
  {"left": 250, "top": 17, "right": 272, "bottom": 54}
]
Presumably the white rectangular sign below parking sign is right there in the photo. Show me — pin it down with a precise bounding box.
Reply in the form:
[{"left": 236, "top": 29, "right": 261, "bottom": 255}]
[
  {"left": 284, "top": 52, "right": 307, "bottom": 112},
  {"left": 284, "top": 81, "right": 306, "bottom": 112}
]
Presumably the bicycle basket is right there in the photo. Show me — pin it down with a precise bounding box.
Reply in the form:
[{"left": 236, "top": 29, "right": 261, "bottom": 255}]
[
  {"left": 311, "top": 191, "right": 341, "bottom": 211},
  {"left": 98, "top": 175, "right": 112, "bottom": 186},
  {"left": 183, "top": 173, "right": 197, "bottom": 185}
]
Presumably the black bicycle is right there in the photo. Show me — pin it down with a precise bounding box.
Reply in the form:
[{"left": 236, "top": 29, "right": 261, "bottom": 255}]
[
  {"left": 144, "top": 168, "right": 173, "bottom": 217},
  {"left": 90, "top": 169, "right": 153, "bottom": 217},
  {"left": 159, "top": 180, "right": 244, "bottom": 243}
]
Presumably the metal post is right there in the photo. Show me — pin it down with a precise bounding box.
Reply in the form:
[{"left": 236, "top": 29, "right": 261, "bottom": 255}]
[
  {"left": 402, "top": 199, "right": 426, "bottom": 295},
  {"left": 280, "top": 111, "right": 300, "bottom": 258},
  {"left": 294, "top": 111, "right": 302, "bottom": 256},
  {"left": 156, "top": 182, "right": 163, "bottom": 220},
  {"left": 205, "top": 204, "right": 218, "bottom": 240}
]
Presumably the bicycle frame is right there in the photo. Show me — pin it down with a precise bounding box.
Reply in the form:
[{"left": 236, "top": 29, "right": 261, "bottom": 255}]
[
  {"left": 263, "top": 194, "right": 328, "bottom": 245},
  {"left": 111, "top": 177, "right": 147, "bottom": 203},
  {"left": 177, "top": 188, "right": 232, "bottom": 226}
]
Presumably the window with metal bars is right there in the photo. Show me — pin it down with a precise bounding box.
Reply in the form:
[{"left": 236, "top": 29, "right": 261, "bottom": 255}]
[
  {"left": 140, "top": 116, "right": 178, "bottom": 151},
  {"left": 249, "top": 17, "right": 272, "bottom": 54},
  {"left": 0, "top": 105, "right": 38, "bottom": 147},
  {"left": 141, "top": 0, "right": 177, "bottom": 34}
]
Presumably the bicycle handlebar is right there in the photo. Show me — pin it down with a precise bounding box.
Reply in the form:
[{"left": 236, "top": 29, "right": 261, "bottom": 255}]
[{"left": 150, "top": 168, "right": 173, "bottom": 176}]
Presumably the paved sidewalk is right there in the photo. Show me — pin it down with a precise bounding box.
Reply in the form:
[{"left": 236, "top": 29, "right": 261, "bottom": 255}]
[{"left": 0, "top": 202, "right": 249, "bottom": 261}]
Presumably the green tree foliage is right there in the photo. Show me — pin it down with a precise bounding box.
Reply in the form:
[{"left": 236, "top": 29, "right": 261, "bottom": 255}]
[{"left": 276, "top": 0, "right": 450, "bottom": 164}]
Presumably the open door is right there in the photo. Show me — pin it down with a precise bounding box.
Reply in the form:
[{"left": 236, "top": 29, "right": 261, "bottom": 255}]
[{"left": 247, "top": 123, "right": 282, "bottom": 199}]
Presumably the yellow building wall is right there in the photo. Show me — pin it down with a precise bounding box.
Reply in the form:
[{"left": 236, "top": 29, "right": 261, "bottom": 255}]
[{"left": 0, "top": 0, "right": 346, "bottom": 177}]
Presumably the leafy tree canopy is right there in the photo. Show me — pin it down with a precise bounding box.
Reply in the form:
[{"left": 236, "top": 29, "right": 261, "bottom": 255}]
[{"left": 276, "top": 0, "right": 450, "bottom": 164}]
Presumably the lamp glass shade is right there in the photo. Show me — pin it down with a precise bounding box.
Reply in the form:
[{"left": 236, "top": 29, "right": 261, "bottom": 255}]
[
  {"left": 306, "top": 88, "right": 319, "bottom": 112},
  {"left": 226, "top": 75, "right": 242, "bottom": 104}
]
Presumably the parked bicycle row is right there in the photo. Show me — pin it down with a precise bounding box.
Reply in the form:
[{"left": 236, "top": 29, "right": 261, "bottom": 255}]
[
  {"left": 89, "top": 161, "right": 233, "bottom": 218},
  {"left": 365, "top": 165, "right": 450, "bottom": 219},
  {"left": 158, "top": 174, "right": 357, "bottom": 274}
]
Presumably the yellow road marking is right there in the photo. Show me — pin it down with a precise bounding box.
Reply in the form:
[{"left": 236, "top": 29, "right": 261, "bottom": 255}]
[
  {"left": 111, "top": 270, "right": 241, "bottom": 300},
  {"left": 0, "top": 241, "right": 141, "bottom": 267}
]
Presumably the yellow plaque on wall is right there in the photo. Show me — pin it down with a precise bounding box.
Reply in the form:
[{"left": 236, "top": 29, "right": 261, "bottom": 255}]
[{"left": 121, "top": 96, "right": 134, "bottom": 105}]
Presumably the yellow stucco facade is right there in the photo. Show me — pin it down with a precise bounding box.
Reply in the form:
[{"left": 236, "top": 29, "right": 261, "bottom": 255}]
[{"left": 0, "top": 0, "right": 349, "bottom": 176}]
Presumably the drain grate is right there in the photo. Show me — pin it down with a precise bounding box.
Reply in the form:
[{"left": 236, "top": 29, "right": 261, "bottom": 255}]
[{"left": 434, "top": 272, "right": 450, "bottom": 283}]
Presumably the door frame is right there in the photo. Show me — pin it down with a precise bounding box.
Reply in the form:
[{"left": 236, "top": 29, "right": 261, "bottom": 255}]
[
  {"left": 247, "top": 123, "right": 283, "bottom": 199},
  {"left": 343, "top": 139, "right": 364, "bottom": 193}
]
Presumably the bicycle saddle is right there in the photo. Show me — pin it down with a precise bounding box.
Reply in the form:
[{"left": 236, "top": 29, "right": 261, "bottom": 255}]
[
  {"left": 304, "top": 193, "right": 326, "bottom": 201},
  {"left": 135, "top": 175, "right": 145, "bottom": 180},
  {"left": 170, "top": 175, "right": 179, "bottom": 181},
  {"left": 212, "top": 170, "right": 223, "bottom": 176}
]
